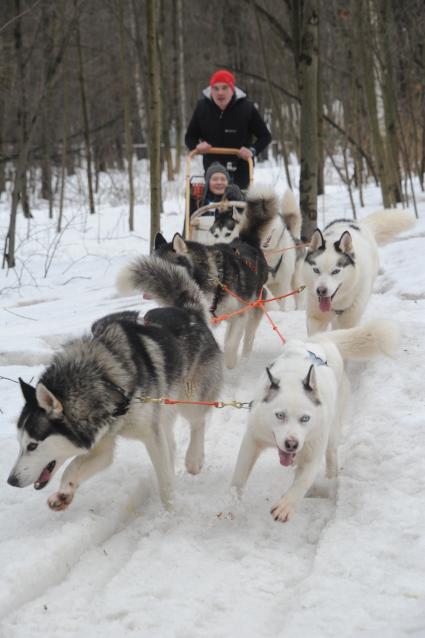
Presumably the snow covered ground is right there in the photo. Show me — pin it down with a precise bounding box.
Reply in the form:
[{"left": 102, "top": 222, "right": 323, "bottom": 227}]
[{"left": 0, "top": 161, "right": 424, "bottom": 638}]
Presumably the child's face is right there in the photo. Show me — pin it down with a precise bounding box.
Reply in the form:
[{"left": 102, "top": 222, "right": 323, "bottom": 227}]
[{"left": 209, "top": 172, "right": 228, "bottom": 195}]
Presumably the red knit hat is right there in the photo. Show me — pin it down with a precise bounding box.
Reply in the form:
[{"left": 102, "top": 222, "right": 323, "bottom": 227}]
[{"left": 209, "top": 70, "right": 235, "bottom": 90}]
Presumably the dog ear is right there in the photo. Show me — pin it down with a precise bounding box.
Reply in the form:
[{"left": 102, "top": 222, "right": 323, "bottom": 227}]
[
  {"left": 154, "top": 232, "right": 167, "bottom": 249},
  {"left": 263, "top": 367, "right": 280, "bottom": 402},
  {"left": 19, "top": 378, "right": 37, "bottom": 405},
  {"left": 266, "top": 367, "right": 280, "bottom": 389},
  {"left": 303, "top": 365, "right": 318, "bottom": 394},
  {"left": 309, "top": 229, "right": 325, "bottom": 252},
  {"left": 172, "top": 233, "right": 189, "bottom": 254},
  {"left": 336, "top": 230, "right": 353, "bottom": 254},
  {"left": 35, "top": 383, "right": 63, "bottom": 417}
]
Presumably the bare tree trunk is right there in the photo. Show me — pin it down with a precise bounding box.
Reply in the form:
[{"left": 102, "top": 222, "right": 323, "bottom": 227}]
[
  {"left": 117, "top": 0, "right": 135, "bottom": 230},
  {"left": 158, "top": 0, "right": 174, "bottom": 182},
  {"left": 253, "top": 1, "right": 292, "bottom": 188},
  {"left": 354, "top": 0, "right": 391, "bottom": 207},
  {"left": 58, "top": 47, "right": 70, "bottom": 233},
  {"left": 14, "top": 0, "right": 31, "bottom": 219},
  {"left": 41, "top": 2, "right": 53, "bottom": 217},
  {"left": 146, "top": 0, "right": 161, "bottom": 251},
  {"left": 378, "top": 0, "right": 402, "bottom": 203},
  {"left": 75, "top": 4, "right": 95, "bottom": 215},
  {"left": 316, "top": 53, "right": 324, "bottom": 196},
  {"left": 298, "top": 0, "right": 319, "bottom": 240},
  {"left": 130, "top": 0, "right": 149, "bottom": 154},
  {"left": 174, "top": 0, "right": 186, "bottom": 174}
]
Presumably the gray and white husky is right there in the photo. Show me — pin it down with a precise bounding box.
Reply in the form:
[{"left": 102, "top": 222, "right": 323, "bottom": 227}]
[
  {"left": 7, "top": 258, "right": 223, "bottom": 511},
  {"left": 137, "top": 193, "right": 274, "bottom": 369},
  {"left": 231, "top": 320, "right": 399, "bottom": 522},
  {"left": 303, "top": 209, "right": 415, "bottom": 335}
]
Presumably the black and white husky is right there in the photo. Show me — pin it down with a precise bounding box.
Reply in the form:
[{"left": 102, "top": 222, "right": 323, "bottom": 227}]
[
  {"left": 7, "top": 258, "right": 223, "bottom": 511},
  {"left": 231, "top": 320, "right": 399, "bottom": 522},
  {"left": 209, "top": 208, "right": 242, "bottom": 243},
  {"left": 135, "top": 192, "right": 275, "bottom": 369},
  {"left": 303, "top": 210, "right": 415, "bottom": 335},
  {"left": 210, "top": 186, "right": 305, "bottom": 311}
]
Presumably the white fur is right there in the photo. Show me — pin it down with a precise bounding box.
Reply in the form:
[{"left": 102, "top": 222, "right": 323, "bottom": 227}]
[
  {"left": 231, "top": 320, "right": 399, "bottom": 522},
  {"left": 303, "top": 210, "right": 415, "bottom": 335},
  {"left": 243, "top": 187, "right": 304, "bottom": 312},
  {"left": 281, "top": 188, "right": 302, "bottom": 238}
]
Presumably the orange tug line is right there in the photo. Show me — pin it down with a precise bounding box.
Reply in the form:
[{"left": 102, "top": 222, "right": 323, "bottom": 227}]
[
  {"left": 262, "top": 241, "right": 311, "bottom": 257},
  {"left": 210, "top": 282, "right": 306, "bottom": 346},
  {"left": 137, "top": 284, "right": 305, "bottom": 409}
]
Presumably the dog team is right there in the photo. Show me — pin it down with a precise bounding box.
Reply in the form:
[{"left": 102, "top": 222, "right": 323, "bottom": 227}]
[{"left": 7, "top": 184, "right": 415, "bottom": 523}]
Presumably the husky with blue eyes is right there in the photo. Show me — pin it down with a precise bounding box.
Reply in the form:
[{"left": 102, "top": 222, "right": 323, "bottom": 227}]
[
  {"left": 231, "top": 320, "right": 399, "bottom": 522},
  {"left": 303, "top": 210, "right": 415, "bottom": 336}
]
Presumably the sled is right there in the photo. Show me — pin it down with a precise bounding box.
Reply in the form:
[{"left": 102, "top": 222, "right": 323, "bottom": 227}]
[{"left": 184, "top": 147, "right": 253, "bottom": 242}]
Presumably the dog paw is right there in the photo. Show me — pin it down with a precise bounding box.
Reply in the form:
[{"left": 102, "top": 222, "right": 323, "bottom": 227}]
[
  {"left": 48, "top": 491, "right": 74, "bottom": 511},
  {"left": 185, "top": 453, "right": 204, "bottom": 475},
  {"left": 270, "top": 499, "right": 295, "bottom": 523}
]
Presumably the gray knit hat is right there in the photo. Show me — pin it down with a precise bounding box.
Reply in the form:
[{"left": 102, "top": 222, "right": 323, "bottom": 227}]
[{"left": 204, "top": 162, "right": 230, "bottom": 185}]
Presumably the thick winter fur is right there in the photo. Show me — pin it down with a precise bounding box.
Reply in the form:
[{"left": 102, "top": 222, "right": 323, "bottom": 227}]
[
  {"left": 303, "top": 209, "right": 415, "bottom": 335},
  {"left": 130, "top": 196, "right": 274, "bottom": 369},
  {"left": 8, "top": 259, "right": 223, "bottom": 512},
  {"left": 231, "top": 320, "right": 399, "bottom": 522}
]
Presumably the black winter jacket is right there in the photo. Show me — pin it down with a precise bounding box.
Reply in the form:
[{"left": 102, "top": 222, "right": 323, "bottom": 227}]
[{"left": 185, "top": 87, "right": 271, "bottom": 189}]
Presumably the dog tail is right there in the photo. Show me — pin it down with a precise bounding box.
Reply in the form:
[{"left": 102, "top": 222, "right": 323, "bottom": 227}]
[
  {"left": 239, "top": 183, "right": 279, "bottom": 247},
  {"left": 312, "top": 319, "right": 400, "bottom": 360},
  {"left": 116, "top": 256, "right": 210, "bottom": 322},
  {"left": 362, "top": 209, "right": 416, "bottom": 245},
  {"left": 281, "top": 189, "right": 302, "bottom": 238}
]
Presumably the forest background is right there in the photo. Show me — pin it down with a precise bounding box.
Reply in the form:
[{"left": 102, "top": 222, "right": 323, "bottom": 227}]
[{"left": 0, "top": 0, "right": 424, "bottom": 263}]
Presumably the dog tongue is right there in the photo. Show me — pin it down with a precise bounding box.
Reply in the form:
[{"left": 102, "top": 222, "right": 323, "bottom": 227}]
[
  {"left": 278, "top": 449, "right": 295, "bottom": 467},
  {"left": 319, "top": 296, "right": 332, "bottom": 312},
  {"left": 143, "top": 292, "right": 152, "bottom": 300}
]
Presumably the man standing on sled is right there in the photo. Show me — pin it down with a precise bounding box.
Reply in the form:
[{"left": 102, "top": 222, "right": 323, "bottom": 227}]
[{"left": 185, "top": 69, "right": 272, "bottom": 190}]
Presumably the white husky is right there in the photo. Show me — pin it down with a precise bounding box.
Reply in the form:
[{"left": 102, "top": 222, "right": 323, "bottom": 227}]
[
  {"left": 303, "top": 210, "right": 415, "bottom": 335},
  {"left": 231, "top": 320, "right": 399, "bottom": 522},
  {"left": 253, "top": 186, "right": 304, "bottom": 310}
]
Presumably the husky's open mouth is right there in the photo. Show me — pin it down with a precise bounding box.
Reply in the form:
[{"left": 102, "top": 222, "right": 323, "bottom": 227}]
[
  {"left": 34, "top": 461, "right": 56, "bottom": 490},
  {"left": 318, "top": 285, "right": 341, "bottom": 313},
  {"left": 278, "top": 448, "right": 296, "bottom": 467}
]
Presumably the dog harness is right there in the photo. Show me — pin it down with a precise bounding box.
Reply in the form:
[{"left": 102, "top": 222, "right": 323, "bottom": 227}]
[
  {"left": 104, "top": 379, "right": 132, "bottom": 417},
  {"left": 306, "top": 346, "right": 327, "bottom": 367},
  {"left": 267, "top": 255, "right": 283, "bottom": 277}
]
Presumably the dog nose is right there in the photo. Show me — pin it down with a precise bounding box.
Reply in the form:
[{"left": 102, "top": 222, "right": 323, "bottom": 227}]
[
  {"left": 7, "top": 474, "right": 20, "bottom": 487},
  {"left": 284, "top": 438, "right": 298, "bottom": 452},
  {"left": 317, "top": 285, "right": 328, "bottom": 297}
]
